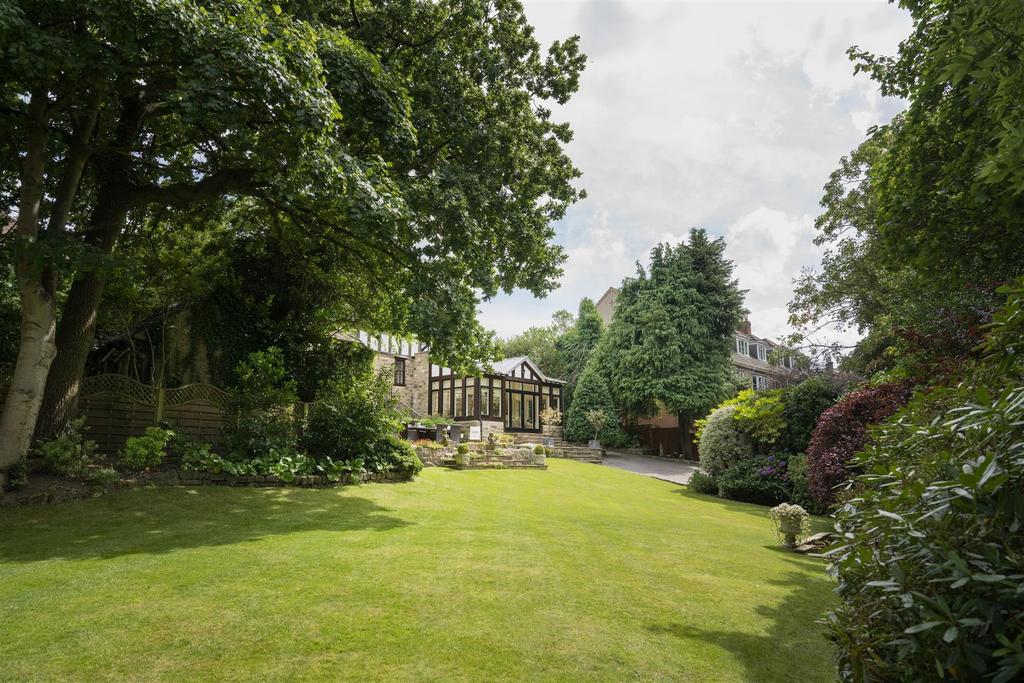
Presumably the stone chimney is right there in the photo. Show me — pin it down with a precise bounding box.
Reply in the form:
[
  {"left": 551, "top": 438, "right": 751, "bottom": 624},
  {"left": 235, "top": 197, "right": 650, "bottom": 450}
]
[{"left": 738, "top": 319, "right": 752, "bottom": 335}]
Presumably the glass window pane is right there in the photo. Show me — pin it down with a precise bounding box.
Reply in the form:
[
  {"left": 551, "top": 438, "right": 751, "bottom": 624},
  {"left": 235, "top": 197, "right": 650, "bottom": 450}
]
[
  {"left": 467, "top": 384, "right": 476, "bottom": 417},
  {"left": 491, "top": 388, "right": 502, "bottom": 417},
  {"left": 511, "top": 392, "right": 522, "bottom": 430},
  {"left": 480, "top": 386, "right": 490, "bottom": 416}
]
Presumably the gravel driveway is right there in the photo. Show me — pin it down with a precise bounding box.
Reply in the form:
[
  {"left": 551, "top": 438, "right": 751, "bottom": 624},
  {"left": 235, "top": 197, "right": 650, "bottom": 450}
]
[{"left": 601, "top": 451, "right": 698, "bottom": 486}]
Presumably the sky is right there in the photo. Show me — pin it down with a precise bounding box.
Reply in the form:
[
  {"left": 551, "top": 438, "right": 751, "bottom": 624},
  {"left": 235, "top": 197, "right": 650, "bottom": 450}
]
[{"left": 477, "top": 0, "right": 912, "bottom": 345}]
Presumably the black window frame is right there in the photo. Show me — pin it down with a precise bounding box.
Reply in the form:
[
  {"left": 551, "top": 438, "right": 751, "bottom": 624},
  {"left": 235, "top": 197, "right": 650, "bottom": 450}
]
[{"left": 394, "top": 358, "right": 407, "bottom": 386}]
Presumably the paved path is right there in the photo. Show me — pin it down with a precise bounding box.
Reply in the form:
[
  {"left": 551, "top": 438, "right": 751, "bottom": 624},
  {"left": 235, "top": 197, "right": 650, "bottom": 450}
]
[{"left": 601, "top": 451, "right": 698, "bottom": 486}]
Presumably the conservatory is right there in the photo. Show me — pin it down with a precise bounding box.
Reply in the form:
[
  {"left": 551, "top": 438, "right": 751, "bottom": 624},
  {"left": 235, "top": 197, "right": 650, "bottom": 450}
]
[{"left": 427, "top": 356, "right": 564, "bottom": 434}]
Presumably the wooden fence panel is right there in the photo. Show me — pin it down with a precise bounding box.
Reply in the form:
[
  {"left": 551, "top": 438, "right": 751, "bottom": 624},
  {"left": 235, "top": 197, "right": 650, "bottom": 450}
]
[
  {"left": 162, "top": 401, "right": 227, "bottom": 450},
  {"left": 75, "top": 375, "right": 229, "bottom": 455}
]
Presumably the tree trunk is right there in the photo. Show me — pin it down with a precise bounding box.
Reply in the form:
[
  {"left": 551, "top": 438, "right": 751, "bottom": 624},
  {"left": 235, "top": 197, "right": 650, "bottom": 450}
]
[
  {"left": 34, "top": 95, "right": 144, "bottom": 440},
  {"left": 0, "top": 284, "right": 58, "bottom": 476},
  {"left": 0, "top": 90, "right": 52, "bottom": 478},
  {"left": 678, "top": 409, "right": 693, "bottom": 460},
  {"left": 35, "top": 197, "right": 130, "bottom": 439}
]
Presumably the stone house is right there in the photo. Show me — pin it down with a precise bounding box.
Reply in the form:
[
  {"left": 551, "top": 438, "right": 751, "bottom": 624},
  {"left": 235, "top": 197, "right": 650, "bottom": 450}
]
[{"left": 345, "top": 331, "right": 565, "bottom": 441}]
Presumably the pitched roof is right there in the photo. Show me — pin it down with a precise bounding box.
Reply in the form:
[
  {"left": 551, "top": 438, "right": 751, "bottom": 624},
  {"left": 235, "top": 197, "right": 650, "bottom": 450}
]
[{"left": 494, "top": 356, "right": 565, "bottom": 384}]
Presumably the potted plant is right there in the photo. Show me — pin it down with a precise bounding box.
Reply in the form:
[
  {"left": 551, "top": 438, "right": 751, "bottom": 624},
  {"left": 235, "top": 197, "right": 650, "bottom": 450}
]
[
  {"left": 532, "top": 444, "right": 546, "bottom": 466},
  {"left": 769, "top": 503, "right": 811, "bottom": 548},
  {"left": 585, "top": 409, "right": 607, "bottom": 449},
  {"left": 454, "top": 443, "right": 471, "bottom": 467}
]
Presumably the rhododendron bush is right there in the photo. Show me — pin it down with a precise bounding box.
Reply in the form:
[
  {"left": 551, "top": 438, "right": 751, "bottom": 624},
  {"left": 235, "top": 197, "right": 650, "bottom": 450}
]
[{"left": 804, "top": 382, "right": 911, "bottom": 506}]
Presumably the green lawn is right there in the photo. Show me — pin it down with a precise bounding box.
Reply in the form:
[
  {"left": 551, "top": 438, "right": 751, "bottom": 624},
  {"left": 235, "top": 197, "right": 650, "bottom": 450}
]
[{"left": 0, "top": 460, "right": 835, "bottom": 681}]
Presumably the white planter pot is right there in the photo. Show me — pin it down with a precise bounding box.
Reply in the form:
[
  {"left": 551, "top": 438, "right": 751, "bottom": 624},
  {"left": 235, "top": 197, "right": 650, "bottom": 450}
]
[{"left": 588, "top": 439, "right": 602, "bottom": 449}]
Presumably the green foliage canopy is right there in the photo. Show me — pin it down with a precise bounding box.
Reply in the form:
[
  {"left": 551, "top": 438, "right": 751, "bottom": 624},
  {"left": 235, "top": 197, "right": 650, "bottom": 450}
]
[
  {"left": 498, "top": 309, "right": 574, "bottom": 381},
  {"left": 0, "top": 0, "right": 588, "bottom": 463},
  {"left": 563, "top": 358, "right": 629, "bottom": 447},
  {"left": 556, "top": 298, "right": 604, "bottom": 409},
  {"left": 790, "top": 0, "right": 1024, "bottom": 374},
  {"left": 603, "top": 229, "right": 745, "bottom": 419}
]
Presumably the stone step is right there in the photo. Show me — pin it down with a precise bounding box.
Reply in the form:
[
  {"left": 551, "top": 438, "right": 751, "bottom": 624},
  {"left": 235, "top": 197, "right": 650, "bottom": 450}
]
[{"left": 793, "top": 532, "right": 836, "bottom": 554}]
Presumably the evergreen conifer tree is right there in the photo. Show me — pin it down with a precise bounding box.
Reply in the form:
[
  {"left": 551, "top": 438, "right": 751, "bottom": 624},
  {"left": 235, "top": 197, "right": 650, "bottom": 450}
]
[
  {"left": 603, "top": 229, "right": 744, "bottom": 456},
  {"left": 563, "top": 355, "right": 630, "bottom": 446}
]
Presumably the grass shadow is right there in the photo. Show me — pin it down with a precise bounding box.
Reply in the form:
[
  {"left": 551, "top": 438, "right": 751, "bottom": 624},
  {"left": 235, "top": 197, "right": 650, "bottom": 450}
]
[
  {"left": 670, "top": 486, "right": 835, "bottom": 530},
  {"left": 0, "top": 486, "right": 412, "bottom": 564},
  {"left": 647, "top": 563, "right": 835, "bottom": 681}
]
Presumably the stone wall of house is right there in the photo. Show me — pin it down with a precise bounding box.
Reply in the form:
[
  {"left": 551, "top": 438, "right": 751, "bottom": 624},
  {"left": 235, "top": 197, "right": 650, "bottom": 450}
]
[
  {"left": 406, "top": 352, "right": 430, "bottom": 415},
  {"left": 372, "top": 350, "right": 430, "bottom": 416}
]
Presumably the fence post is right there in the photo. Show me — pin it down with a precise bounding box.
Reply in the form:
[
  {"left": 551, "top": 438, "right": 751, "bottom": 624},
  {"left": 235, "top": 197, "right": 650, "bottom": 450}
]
[{"left": 155, "top": 387, "right": 166, "bottom": 424}]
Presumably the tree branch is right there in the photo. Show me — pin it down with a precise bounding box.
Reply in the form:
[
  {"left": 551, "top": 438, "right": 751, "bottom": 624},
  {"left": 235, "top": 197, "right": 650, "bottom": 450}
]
[
  {"left": 45, "top": 90, "right": 102, "bottom": 235},
  {"left": 127, "top": 169, "right": 260, "bottom": 208}
]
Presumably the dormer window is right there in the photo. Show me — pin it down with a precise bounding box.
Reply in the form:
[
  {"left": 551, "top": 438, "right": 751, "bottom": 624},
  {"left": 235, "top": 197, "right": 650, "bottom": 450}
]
[
  {"left": 736, "top": 337, "right": 749, "bottom": 355},
  {"left": 755, "top": 344, "right": 768, "bottom": 362}
]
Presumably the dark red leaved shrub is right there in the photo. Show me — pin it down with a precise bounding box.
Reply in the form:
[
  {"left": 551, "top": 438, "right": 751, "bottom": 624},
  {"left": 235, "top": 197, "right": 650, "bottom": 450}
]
[{"left": 805, "top": 382, "right": 912, "bottom": 507}]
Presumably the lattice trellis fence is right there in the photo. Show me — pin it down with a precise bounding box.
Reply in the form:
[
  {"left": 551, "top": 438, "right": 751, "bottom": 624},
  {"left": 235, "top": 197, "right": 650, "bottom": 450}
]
[{"left": 78, "top": 374, "right": 232, "bottom": 454}]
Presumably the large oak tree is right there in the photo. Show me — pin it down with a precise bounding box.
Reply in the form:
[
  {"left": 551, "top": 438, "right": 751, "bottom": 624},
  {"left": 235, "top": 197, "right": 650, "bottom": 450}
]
[{"left": 0, "top": 0, "right": 586, "bottom": 476}]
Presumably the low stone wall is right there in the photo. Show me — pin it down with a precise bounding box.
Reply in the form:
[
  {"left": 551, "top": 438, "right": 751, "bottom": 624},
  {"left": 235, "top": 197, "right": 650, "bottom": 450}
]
[{"left": 1, "top": 468, "right": 416, "bottom": 507}]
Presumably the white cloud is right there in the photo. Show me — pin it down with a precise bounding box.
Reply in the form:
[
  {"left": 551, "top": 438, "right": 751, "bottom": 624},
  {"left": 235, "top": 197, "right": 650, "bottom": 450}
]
[
  {"left": 478, "top": 0, "right": 912, "bottom": 347},
  {"left": 724, "top": 207, "right": 818, "bottom": 340}
]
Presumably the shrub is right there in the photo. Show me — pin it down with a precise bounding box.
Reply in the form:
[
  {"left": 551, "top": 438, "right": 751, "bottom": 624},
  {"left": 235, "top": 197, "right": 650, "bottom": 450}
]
[
  {"left": 805, "top": 381, "right": 911, "bottom": 507},
  {"left": 180, "top": 442, "right": 222, "bottom": 472},
  {"left": 730, "top": 389, "right": 786, "bottom": 446},
  {"left": 226, "top": 347, "right": 299, "bottom": 458},
  {"left": 299, "top": 368, "right": 421, "bottom": 480},
  {"left": 785, "top": 453, "right": 824, "bottom": 515},
  {"left": 34, "top": 417, "right": 97, "bottom": 478},
  {"left": 540, "top": 406, "right": 562, "bottom": 425},
  {"left": 768, "top": 503, "right": 810, "bottom": 547},
  {"left": 370, "top": 434, "right": 423, "bottom": 478},
  {"left": 564, "top": 361, "right": 631, "bottom": 446},
  {"left": 697, "top": 405, "right": 754, "bottom": 477},
  {"left": 826, "top": 280, "right": 1024, "bottom": 681},
  {"left": 533, "top": 444, "right": 544, "bottom": 455},
  {"left": 688, "top": 470, "right": 718, "bottom": 495},
  {"left": 3, "top": 458, "right": 28, "bottom": 491},
  {"left": 87, "top": 467, "right": 121, "bottom": 488},
  {"left": 120, "top": 427, "right": 174, "bottom": 471},
  {"left": 828, "top": 387, "right": 1024, "bottom": 681},
  {"left": 716, "top": 455, "right": 790, "bottom": 506},
  {"left": 458, "top": 443, "right": 470, "bottom": 455},
  {"left": 301, "top": 369, "right": 401, "bottom": 463},
  {"left": 776, "top": 376, "right": 840, "bottom": 453}
]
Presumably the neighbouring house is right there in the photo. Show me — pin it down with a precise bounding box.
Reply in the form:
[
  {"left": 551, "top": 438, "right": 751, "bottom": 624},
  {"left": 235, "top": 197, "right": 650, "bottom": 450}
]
[
  {"left": 345, "top": 331, "right": 565, "bottom": 440},
  {"left": 594, "top": 286, "right": 801, "bottom": 457}
]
